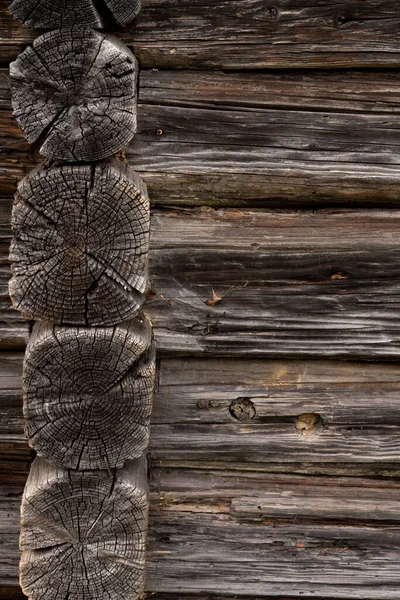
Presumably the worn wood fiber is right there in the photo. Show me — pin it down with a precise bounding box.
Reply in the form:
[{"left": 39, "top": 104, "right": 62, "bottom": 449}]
[
  {"left": 2, "top": 0, "right": 400, "bottom": 69},
  {"left": 10, "top": 28, "right": 138, "bottom": 162},
  {"left": 9, "top": 0, "right": 141, "bottom": 28},
  {"left": 19, "top": 456, "right": 148, "bottom": 600},
  {"left": 23, "top": 319, "right": 155, "bottom": 470},
  {"left": 9, "top": 161, "right": 149, "bottom": 326},
  {"left": 2, "top": 69, "right": 400, "bottom": 205},
  {"left": 3, "top": 207, "right": 400, "bottom": 358},
  {"left": 3, "top": 353, "right": 400, "bottom": 476}
]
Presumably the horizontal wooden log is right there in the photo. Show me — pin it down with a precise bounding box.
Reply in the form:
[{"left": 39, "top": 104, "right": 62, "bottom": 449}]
[
  {"left": 1, "top": 69, "right": 400, "bottom": 205},
  {"left": 9, "top": 0, "right": 141, "bottom": 28},
  {"left": 10, "top": 161, "right": 150, "bottom": 325},
  {"left": 2, "top": 0, "right": 400, "bottom": 69},
  {"left": 23, "top": 319, "right": 155, "bottom": 470},
  {"left": 3, "top": 207, "right": 400, "bottom": 358},
  {"left": 3, "top": 468, "right": 400, "bottom": 597},
  {"left": 3, "top": 353, "right": 400, "bottom": 474},
  {"left": 20, "top": 456, "right": 148, "bottom": 600},
  {"left": 11, "top": 29, "right": 138, "bottom": 161}
]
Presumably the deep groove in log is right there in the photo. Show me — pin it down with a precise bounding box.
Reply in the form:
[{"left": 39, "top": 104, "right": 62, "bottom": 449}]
[
  {"left": 22, "top": 318, "right": 155, "bottom": 471},
  {"left": 9, "top": 160, "right": 150, "bottom": 326},
  {"left": 9, "top": 0, "right": 141, "bottom": 28},
  {"left": 10, "top": 28, "right": 138, "bottom": 162},
  {"left": 20, "top": 456, "right": 148, "bottom": 600}
]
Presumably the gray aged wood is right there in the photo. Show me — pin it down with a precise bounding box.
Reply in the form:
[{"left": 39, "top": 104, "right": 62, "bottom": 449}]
[
  {"left": 4, "top": 207, "right": 400, "bottom": 358},
  {"left": 9, "top": 161, "right": 149, "bottom": 326},
  {"left": 22, "top": 319, "right": 154, "bottom": 470},
  {"left": 3, "top": 1, "right": 400, "bottom": 69},
  {"left": 10, "top": 28, "right": 138, "bottom": 162},
  {"left": 9, "top": 0, "right": 141, "bottom": 28},
  {"left": 4, "top": 467, "right": 400, "bottom": 598},
  {"left": 2, "top": 69, "right": 400, "bottom": 205},
  {"left": 4, "top": 354, "right": 400, "bottom": 477},
  {"left": 19, "top": 456, "right": 148, "bottom": 600},
  {"left": 23, "top": 319, "right": 155, "bottom": 470}
]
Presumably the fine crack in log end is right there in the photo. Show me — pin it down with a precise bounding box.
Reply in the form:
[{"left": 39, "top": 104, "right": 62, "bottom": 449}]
[
  {"left": 9, "top": 160, "right": 150, "bottom": 326},
  {"left": 20, "top": 456, "right": 148, "bottom": 600},
  {"left": 10, "top": 28, "right": 138, "bottom": 162},
  {"left": 22, "top": 318, "right": 155, "bottom": 471},
  {"left": 9, "top": 0, "right": 141, "bottom": 29}
]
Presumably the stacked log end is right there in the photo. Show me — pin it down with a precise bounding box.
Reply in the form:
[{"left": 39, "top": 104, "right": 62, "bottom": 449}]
[{"left": 7, "top": 2, "right": 154, "bottom": 599}]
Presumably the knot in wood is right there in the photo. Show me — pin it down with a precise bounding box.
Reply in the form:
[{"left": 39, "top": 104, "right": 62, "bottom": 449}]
[
  {"left": 10, "top": 0, "right": 141, "bottom": 29},
  {"left": 229, "top": 397, "right": 256, "bottom": 422},
  {"left": 9, "top": 161, "right": 150, "bottom": 326},
  {"left": 10, "top": 28, "right": 138, "bottom": 162},
  {"left": 294, "top": 413, "right": 322, "bottom": 436}
]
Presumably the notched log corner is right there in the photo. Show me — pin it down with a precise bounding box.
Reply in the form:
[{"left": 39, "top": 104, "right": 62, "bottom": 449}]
[
  {"left": 10, "top": 27, "right": 138, "bottom": 162},
  {"left": 9, "top": 0, "right": 141, "bottom": 29},
  {"left": 22, "top": 318, "right": 155, "bottom": 470},
  {"left": 20, "top": 456, "right": 148, "bottom": 600},
  {"left": 9, "top": 160, "right": 149, "bottom": 326}
]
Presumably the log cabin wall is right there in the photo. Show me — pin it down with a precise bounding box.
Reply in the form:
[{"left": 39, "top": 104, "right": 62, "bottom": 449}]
[{"left": 1, "top": 1, "right": 400, "bottom": 598}]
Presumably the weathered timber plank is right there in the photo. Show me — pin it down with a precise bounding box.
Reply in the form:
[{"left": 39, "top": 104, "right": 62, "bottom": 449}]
[
  {"left": 3, "top": 207, "right": 400, "bottom": 358},
  {"left": 3, "top": 354, "right": 400, "bottom": 473},
  {"left": 2, "top": 69, "right": 400, "bottom": 205},
  {"left": 3, "top": 470, "right": 400, "bottom": 597},
  {"left": 2, "top": 0, "right": 400, "bottom": 69}
]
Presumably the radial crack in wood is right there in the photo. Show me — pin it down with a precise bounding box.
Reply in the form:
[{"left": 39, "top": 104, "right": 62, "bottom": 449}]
[
  {"left": 23, "top": 319, "right": 155, "bottom": 470},
  {"left": 20, "top": 456, "right": 148, "bottom": 600},
  {"left": 9, "top": 0, "right": 141, "bottom": 28},
  {"left": 9, "top": 161, "right": 149, "bottom": 326},
  {"left": 10, "top": 28, "right": 138, "bottom": 162}
]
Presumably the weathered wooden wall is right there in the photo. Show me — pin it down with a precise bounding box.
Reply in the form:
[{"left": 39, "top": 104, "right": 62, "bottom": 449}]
[{"left": 1, "top": 0, "right": 400, "bottom": 598}]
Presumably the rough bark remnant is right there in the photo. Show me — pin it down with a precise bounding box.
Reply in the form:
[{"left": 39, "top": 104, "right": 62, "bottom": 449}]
[
  {"left": 9, "top": 0, "right": 141, "bottom": 28},
  {"left": 10, "top": 28, "right": 138, "bottom": 162},
  {"left": 20, "top": 456, "right": 148, "bottom": 600},
  {"left": 23, "top": 318, "right": 155, "bottom": 470},
  {"left": 9, "top": 161, "right": 150, "bottom": 326}
]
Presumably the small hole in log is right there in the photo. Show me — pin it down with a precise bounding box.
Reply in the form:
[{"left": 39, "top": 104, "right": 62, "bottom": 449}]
[
  {"left": 265, "top": 6, "right": 279, "bottom": 20},
  {"left": 294, "top": 413, "right": 322, "bottom": 436},
  {"left": 229, "top": 397, "right": 256, "bottom": 422}
]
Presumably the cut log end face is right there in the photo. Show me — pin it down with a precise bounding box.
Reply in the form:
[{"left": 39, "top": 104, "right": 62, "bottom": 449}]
[
  {"left": 10, "top": 28, "right": 138, "bottom": 162},
  {"left": 23, "top": 319, "right": 155, "bottom": 471},
  {"left": 9, "top": 0, "right": 141, "bottom": 28},
  {"left": 9, "top": 161, "right": 150, "bottom": 326},
  {"left": 20, "top": 459, "right": 148, "bottom": 600}
]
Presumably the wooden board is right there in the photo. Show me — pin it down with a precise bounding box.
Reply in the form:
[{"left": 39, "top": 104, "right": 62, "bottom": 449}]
[
  {"left": 1, "top": 69, "right": 400, "bottom": 205},
  {"left": 3, "top": 354, "right": 400, "bottom": 476},
  {"left": 3, "top": 469, "right": 400, "bottom": 598},
  {"left": 2, "top": 206, "right": 400, "bottom": 359},
  {"left": 2, "top": 0, "right": 400, "bottom": 69}
]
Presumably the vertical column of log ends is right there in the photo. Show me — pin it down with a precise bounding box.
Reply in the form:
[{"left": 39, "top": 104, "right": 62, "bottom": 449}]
[{"left": 8, "top": 2, "right": 155, "bottom": 598}]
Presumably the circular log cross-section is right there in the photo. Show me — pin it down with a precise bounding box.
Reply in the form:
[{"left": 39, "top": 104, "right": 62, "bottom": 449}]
[
  {"left": 9, "top": 0, "right": 141, "bottom": 28},
  {"left": 23, "top": 319, "right": 155, "bottom": 470},
  {"left": 10, "top": 28, "right": 138, "bottom": 162},
  {"left": 9, "top": 161, "right": 149, "bottom": 326},
  {"left": 20, "top": 457, "right": 148, "bottom": 600}
]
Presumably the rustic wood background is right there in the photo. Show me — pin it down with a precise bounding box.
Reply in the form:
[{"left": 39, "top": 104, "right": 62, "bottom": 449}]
[{"left": 1, "top": 0, "right": 400, "bottom": 598}]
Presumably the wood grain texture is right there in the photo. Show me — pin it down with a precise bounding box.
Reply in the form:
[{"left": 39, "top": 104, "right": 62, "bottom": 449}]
[
  {"left": 22, "top": 319, "right": 155, "bottom": 470},
  {"left": 10, "top": 28, "right": 138, "bottom": 161},
  {"left": 19, "top": 457, "right": 148, "bottom": 600},
  {"left": 3, "top": 207, "right": 400, "bottom": 358},
  {"left": 9, "top": 0, "right": 141, "bottom": 28},
  {"left": 2, "top": 69, "right": 400, "bottom": 205},
  {"left": 9, "top": 161, "right": 150, "bottom": 326},
  {"left": 3, "top": 354, "right": 400, "bottom": 476},
  {"left": 2, "top": 0, "right": 400, "bottom": 69},
  {"left": 3, "top": 468, "right": 400, "bottom": 598}
]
